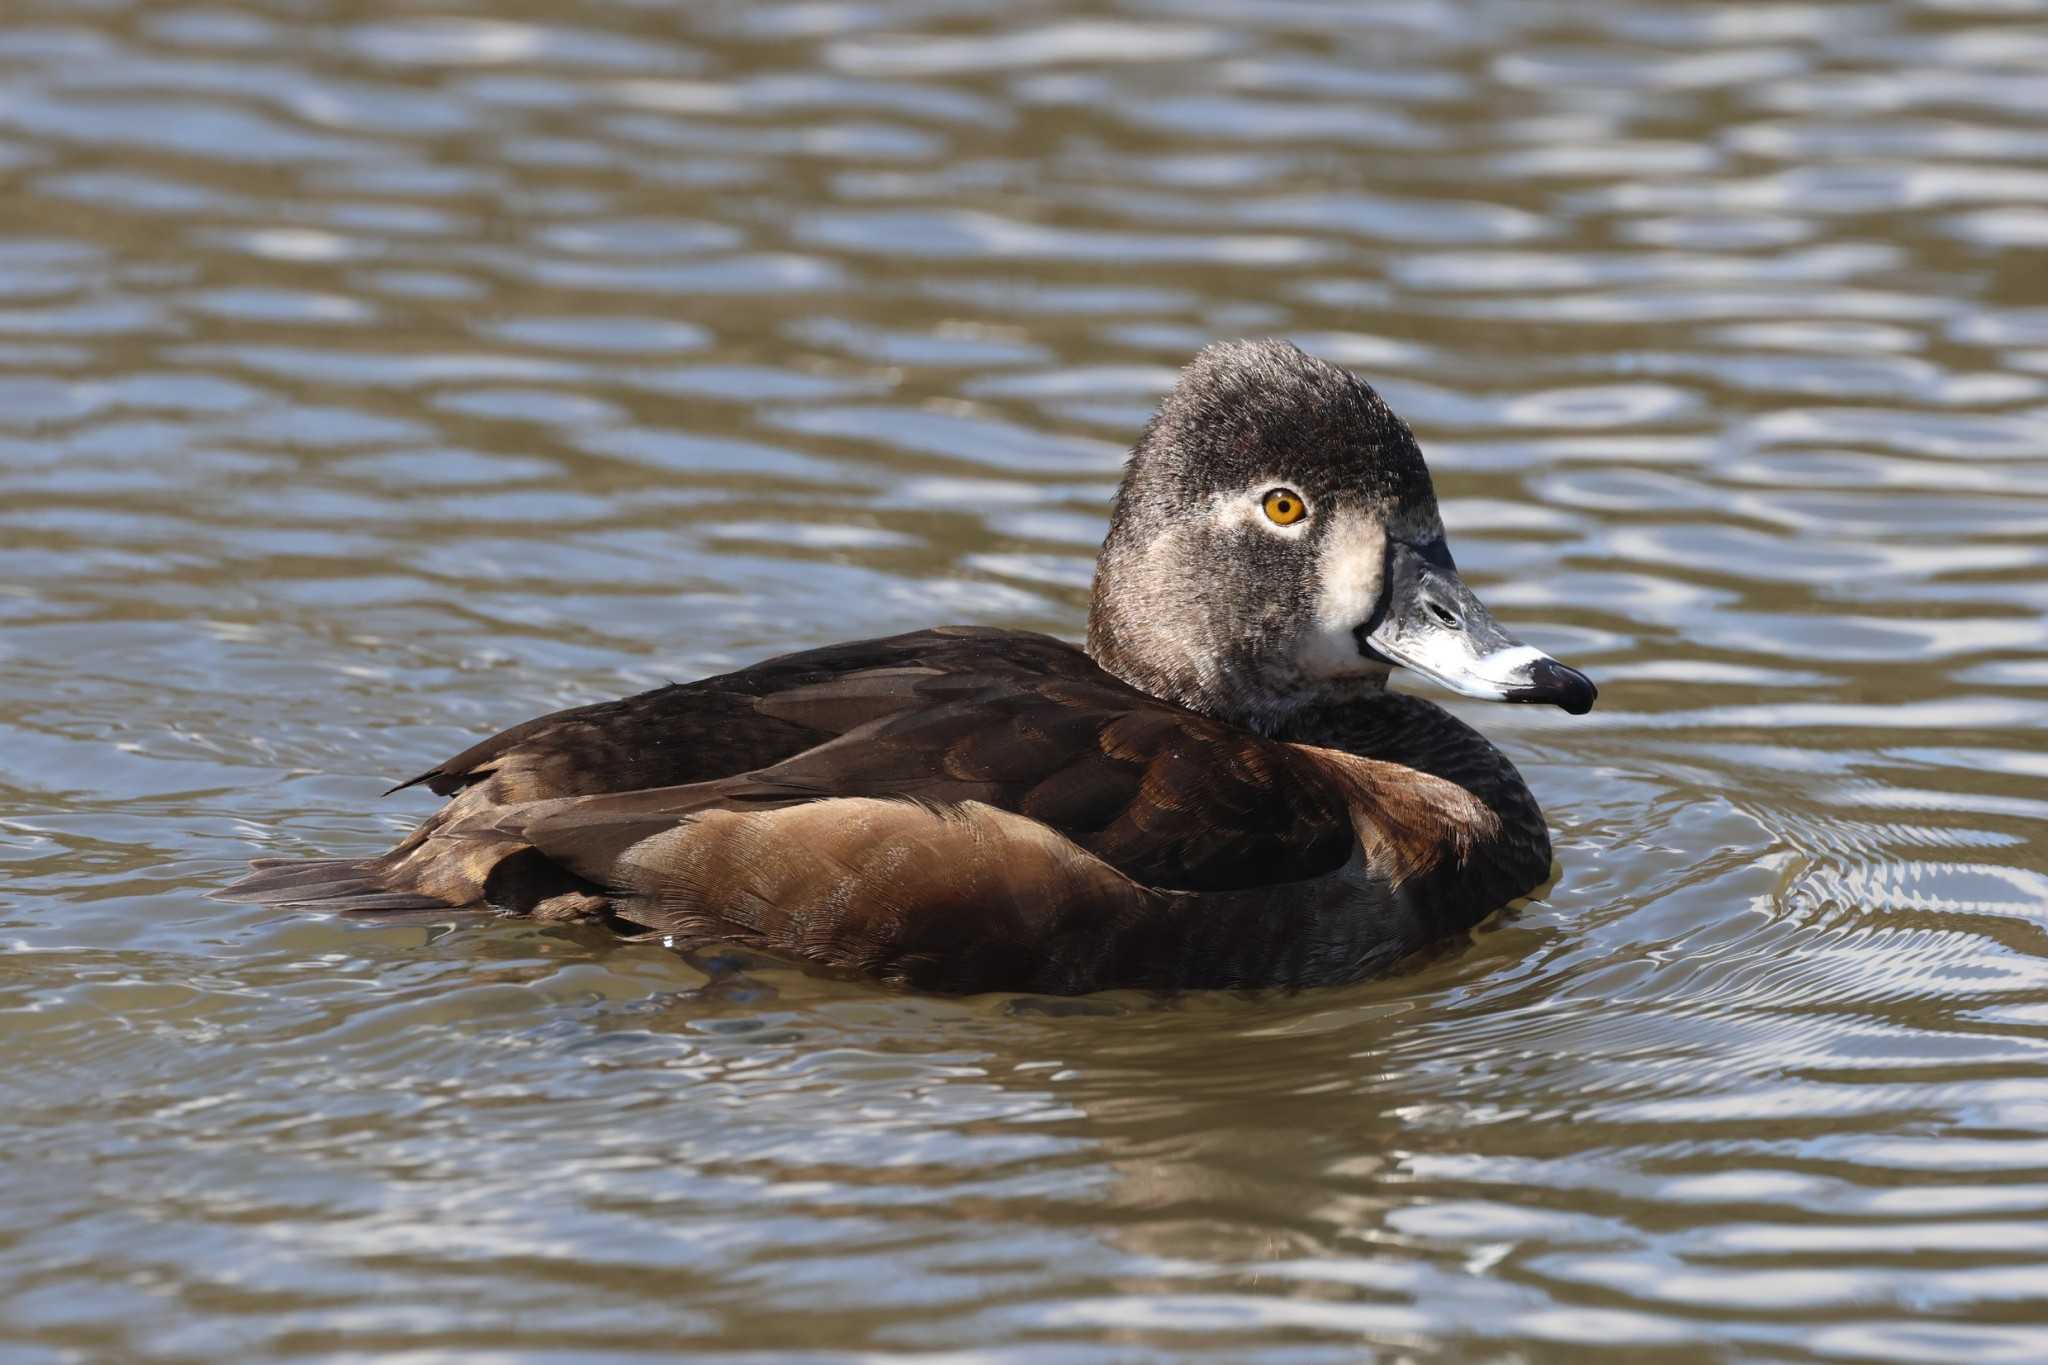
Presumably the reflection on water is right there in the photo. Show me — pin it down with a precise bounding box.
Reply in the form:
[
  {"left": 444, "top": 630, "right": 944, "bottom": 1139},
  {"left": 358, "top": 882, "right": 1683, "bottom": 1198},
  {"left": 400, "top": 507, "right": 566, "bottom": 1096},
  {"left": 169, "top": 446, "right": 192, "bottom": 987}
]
[{"left": 3, "top": 0, "right": 2047, "bottom": 1358}]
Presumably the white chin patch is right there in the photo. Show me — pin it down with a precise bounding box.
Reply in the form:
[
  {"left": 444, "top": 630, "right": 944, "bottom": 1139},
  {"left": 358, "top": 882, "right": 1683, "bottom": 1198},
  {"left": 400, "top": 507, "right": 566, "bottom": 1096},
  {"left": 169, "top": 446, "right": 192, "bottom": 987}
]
[{"left": 1299, "top": 510, "right": 1385, "bottom": 678}]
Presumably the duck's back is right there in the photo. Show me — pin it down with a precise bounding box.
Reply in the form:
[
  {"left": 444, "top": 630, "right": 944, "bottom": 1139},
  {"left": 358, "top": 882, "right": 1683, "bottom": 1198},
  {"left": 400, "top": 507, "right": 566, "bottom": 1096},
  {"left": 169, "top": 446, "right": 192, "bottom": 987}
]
[
  {"left": 228, "top": 627, "right": 1510, "bottom": 992},
  {"left": 390, "top": 627, "right": 1089, "bottom": 802}
]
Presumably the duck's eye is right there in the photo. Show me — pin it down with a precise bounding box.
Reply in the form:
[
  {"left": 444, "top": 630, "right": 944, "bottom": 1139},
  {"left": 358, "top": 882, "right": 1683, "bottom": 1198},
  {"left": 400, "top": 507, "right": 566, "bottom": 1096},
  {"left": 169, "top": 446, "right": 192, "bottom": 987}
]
[{"left": 1261, "top": 488, "right": 1307, "bottom": 526}]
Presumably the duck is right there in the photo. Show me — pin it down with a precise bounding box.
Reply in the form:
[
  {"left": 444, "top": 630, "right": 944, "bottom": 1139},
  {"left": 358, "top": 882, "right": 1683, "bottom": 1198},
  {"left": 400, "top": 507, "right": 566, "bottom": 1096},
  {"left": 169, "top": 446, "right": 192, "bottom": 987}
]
[{"left": 223, "top": 339, "right": 1595, "bottom": 995}]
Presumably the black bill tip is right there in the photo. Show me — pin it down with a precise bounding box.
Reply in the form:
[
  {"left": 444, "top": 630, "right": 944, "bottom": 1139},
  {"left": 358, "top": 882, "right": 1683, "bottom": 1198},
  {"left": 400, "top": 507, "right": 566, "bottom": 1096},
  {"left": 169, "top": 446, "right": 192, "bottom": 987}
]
[{"left": 1507, "top": 657, "right": 1598, "bottom": 715}]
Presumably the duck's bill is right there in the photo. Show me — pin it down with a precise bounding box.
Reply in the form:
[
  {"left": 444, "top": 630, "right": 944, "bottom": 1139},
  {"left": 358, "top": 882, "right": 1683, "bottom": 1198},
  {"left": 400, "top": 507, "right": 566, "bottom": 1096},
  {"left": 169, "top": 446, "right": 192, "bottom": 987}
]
[{"left": 1357, "top": 539, "right": 1597, "bottom": 715}]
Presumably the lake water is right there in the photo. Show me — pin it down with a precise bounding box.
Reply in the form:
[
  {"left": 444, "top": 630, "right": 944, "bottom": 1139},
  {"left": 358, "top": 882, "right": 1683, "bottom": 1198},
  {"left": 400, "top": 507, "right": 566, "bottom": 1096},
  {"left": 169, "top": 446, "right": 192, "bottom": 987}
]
[{"left": 3, "top": 1, "right": 2047, "bottom": 1359}]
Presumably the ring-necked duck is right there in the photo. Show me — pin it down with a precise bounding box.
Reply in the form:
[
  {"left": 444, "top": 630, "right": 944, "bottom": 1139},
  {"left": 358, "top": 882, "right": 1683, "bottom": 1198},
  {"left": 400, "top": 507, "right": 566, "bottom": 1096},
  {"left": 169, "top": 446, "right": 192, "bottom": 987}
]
[{"left": 224, "top": 339, "right": 1595, "bottom": 994}]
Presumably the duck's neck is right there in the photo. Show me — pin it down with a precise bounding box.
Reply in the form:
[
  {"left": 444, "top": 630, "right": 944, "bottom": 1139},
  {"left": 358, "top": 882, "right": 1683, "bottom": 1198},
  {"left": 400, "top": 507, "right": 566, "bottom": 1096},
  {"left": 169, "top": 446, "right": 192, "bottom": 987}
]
[
  {"left": 1084, "top": 622, "right": 1385, "bottom": 737},
  {"left": 1085, "top": 571, "right": 1376, "bottom": 735}
]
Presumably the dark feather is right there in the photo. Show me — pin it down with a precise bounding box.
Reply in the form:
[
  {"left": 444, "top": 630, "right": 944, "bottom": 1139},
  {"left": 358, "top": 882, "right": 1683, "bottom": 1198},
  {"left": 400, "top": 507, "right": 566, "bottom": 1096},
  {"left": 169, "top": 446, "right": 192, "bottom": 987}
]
[{"left": 221, "top": 627, "right": 1550, "bottom": 989}]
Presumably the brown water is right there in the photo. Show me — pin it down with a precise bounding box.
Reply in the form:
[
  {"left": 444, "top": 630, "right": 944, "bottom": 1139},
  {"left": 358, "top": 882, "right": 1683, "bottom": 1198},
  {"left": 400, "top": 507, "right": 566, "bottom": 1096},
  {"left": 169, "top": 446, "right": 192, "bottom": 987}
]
[{"left": 3, "top": 1, "right": 2046, "bottom": 1359}]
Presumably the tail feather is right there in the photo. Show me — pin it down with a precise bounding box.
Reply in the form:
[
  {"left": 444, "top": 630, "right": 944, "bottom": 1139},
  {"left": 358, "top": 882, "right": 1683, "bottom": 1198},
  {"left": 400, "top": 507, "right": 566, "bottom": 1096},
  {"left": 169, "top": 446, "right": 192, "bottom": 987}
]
[{"left": 217, "top": 857, "right": 456, "bottom": 913}]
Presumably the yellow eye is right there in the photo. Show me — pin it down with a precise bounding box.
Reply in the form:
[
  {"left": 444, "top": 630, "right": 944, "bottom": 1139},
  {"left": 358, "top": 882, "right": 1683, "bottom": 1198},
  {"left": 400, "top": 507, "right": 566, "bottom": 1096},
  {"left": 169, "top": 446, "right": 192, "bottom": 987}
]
[{"left": 1262, "top": 488, "right": 1307, "bottom": 526}]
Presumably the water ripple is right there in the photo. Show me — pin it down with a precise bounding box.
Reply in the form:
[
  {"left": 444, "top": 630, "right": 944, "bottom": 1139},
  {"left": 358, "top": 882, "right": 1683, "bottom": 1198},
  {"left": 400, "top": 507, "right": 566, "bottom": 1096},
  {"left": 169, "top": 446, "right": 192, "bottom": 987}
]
[{"left": 1, "top": 0, "right": 2045, "bottom": 1359}]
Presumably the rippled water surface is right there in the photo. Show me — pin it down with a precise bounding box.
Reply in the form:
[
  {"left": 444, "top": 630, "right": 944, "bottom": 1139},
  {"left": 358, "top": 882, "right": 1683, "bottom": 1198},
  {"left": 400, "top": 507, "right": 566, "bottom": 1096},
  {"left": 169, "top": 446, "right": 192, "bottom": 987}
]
[{"left": 4, "top": 1, "right": 2048, "bottom": 1359}]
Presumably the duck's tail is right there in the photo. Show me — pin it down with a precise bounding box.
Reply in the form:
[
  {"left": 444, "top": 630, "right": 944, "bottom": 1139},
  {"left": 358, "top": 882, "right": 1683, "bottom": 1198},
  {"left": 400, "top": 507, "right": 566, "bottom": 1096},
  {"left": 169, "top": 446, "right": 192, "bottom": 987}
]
[{"left": 216, "top": 856, "right": 457, "bottom": 913}]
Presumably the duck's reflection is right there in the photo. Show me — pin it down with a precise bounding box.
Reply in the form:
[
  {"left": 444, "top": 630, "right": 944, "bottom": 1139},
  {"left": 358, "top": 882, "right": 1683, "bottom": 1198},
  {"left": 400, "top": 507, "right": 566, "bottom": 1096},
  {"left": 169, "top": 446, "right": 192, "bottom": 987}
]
[{"left": 580, "top": 934, "right": 1440, "bottom": 1267}]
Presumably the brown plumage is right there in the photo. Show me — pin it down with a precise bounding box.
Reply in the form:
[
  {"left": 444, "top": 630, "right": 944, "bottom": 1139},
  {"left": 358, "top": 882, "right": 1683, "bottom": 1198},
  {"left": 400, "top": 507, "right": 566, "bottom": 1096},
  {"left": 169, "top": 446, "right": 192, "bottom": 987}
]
[{"left": 223, "top": 340, "right": 1595, "bottom": 995}]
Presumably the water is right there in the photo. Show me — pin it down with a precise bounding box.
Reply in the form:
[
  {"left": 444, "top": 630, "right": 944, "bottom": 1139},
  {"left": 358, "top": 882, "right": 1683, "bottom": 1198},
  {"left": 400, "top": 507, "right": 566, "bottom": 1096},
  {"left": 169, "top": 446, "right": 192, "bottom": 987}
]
[{"left": 2, "top": 1, "right": 2046, "bottom": 1358}]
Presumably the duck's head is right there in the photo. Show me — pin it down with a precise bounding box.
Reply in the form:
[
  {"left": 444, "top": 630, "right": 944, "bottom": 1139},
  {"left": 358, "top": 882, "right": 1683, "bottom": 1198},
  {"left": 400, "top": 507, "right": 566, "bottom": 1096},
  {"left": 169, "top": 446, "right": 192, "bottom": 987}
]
[{"left": 1087, "top": 338, "right": 1595, "bottom": 729}]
